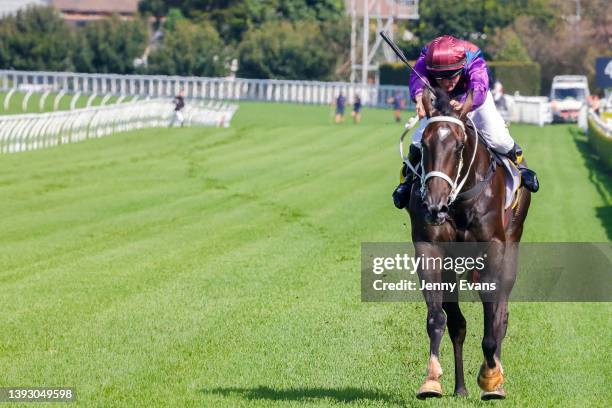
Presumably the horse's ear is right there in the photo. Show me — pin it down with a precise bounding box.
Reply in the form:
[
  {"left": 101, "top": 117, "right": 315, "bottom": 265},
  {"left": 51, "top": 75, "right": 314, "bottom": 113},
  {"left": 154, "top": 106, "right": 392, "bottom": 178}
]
[
  {"left": 459, "top": 90, "right": 473, "bottom": 120},
  {"left": 421, "top": 88, "right": 436, "bottom": 118}
]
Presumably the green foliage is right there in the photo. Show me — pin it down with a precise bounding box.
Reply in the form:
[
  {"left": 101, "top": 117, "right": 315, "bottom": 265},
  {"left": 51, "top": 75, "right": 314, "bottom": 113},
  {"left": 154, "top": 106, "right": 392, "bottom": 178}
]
[
  {"left": 74, "top": 16, "right": 148, "bottom": 74},
  {"left": 164, "top": 8, "right": 186, "bottom": 32},
  {"left": 147, "top": 20, "right": 227, "bottom": 76},
  {"left": 379, "top": 63, "right": 412, "bottom": 86},
  {"left": 488, "top": 61, "right": 541, "bottom": 95},
  {"left": 138, "top": 0, "right": 173, "bottom": 20},
  {"left": 0, "top": 6, "right": 74, "bottom": 71},
  {"left": 141, "top": 0, "right": 345, "bottom": 44},
  {"left": 318, "top": 16, "right": 351, "bottom": 80},
  {"left": 488, "top": 27, "right": 532, "bottom": 62},
  {"left": 237, "top": 21, "right": 336, "bottom": 80},
  {"left": 413, "top": 0, "right": 555, "bottom": 51}
]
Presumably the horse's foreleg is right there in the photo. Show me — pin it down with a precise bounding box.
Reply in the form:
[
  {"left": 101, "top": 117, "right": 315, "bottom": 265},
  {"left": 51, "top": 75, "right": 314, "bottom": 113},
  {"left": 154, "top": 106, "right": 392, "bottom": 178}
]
[
  {"left": 416, "top": 297, "right": 446, "bottom": 399},
  {"left": 477, "top": 241, "right": 508, "bottom": 399},
  {"left": 494, "top": 243, "right": 518, "bottom": 361},
  {"left": 443, "top": 301, "right": 468, "bottom": 396},
  {"left": 493, "top": 300, "right": 509, "bottom": 360}
]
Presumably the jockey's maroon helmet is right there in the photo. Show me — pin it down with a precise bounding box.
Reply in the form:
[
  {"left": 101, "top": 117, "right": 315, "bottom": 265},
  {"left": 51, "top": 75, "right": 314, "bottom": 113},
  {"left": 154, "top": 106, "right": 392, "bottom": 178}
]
[{"left": 425, "top": 35, "right": 466, "bottom": 78}]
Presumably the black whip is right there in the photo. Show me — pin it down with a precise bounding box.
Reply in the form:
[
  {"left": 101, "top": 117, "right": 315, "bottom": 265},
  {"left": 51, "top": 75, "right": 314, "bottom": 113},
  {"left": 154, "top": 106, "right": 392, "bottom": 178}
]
[{"left": 379, "top": 31, "right": 436, "bottom": 95}]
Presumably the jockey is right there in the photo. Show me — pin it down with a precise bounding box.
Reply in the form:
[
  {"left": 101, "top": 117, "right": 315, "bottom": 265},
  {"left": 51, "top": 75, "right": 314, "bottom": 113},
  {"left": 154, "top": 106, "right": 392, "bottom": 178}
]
[{"left": 392, "top": 35, "right": 539, "bottom": 210}]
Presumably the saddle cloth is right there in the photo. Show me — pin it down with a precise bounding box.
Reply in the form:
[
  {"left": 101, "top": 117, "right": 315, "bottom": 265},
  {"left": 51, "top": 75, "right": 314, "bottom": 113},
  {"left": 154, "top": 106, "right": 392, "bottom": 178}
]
[{"left": 499, "top": 157, "right": 521, "bottom": 210}]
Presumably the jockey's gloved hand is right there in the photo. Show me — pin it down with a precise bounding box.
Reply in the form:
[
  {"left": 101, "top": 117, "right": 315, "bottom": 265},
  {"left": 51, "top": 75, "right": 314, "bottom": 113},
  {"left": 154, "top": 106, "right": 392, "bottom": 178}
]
[{"left": 507, "top": 143, "right": 524, "bottom": 166}]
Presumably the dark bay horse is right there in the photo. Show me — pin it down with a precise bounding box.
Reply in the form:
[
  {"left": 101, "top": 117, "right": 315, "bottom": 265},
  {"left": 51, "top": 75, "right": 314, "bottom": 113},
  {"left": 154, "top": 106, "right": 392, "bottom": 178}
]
[{"left": 407, "top": 88, "right": 531, "bottom": 400}]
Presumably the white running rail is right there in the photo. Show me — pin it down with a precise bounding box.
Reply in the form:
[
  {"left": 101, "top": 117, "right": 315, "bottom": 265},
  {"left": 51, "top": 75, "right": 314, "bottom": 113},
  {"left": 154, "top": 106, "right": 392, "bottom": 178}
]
[
  {"left": 0, "top": 99, "right": 238, "bottom": 154},
  {"left": 505, "top": 95, "right": 553, "bottom": 126},
  {"left": 0, "top": 69, "right": 414, "bottom": 108}
]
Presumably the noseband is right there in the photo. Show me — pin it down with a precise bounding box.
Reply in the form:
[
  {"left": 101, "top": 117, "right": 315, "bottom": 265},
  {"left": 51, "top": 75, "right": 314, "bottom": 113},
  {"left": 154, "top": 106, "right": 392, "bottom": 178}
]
[{"left": 401, "top": 115, "right": 479, "bottom": 206}]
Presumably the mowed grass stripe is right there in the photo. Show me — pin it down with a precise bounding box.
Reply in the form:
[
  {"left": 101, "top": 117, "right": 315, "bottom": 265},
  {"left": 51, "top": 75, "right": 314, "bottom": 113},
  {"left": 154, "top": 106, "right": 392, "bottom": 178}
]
[{"left": 0, "top": 102, "right": 610, "bottom": 407}]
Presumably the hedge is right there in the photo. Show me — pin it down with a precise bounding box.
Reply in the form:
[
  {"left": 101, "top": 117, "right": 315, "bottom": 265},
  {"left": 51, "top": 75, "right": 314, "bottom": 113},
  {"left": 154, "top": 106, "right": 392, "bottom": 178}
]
[
  {"left": 380, "top": 60, "right": 541, "bottom": 96},
  {"left": 379, "top": 62, "right": 414, "bottom": 86},
  {"left": 488, "top": 61, "right": 541, "bottom": 96},
  {"left": 587, "top": 113, "right": 612, "bottom": 170}
]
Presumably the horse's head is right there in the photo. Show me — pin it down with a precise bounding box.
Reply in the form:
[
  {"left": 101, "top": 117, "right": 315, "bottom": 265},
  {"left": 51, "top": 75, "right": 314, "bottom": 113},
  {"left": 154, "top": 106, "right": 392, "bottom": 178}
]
[{"left": 419, "top": 88, "right": 473, "bottom": 225}]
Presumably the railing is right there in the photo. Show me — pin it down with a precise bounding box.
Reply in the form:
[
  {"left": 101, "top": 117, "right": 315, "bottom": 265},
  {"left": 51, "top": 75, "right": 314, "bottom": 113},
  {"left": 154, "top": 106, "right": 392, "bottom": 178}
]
[
  {"left": 0, "top": 70, "right": 414, "bottom": 109},
  {"left": 0, "top": 99, "right": 238, "bottom": 154},
  {"left": 505, "top": 95, "right": 552, "bottom": 126},
  {"left": 586, "top": 110, "right": 612, "bottom": 169},
  {"left": 1, "top": 70, "right": 557, "bottom": 125}
]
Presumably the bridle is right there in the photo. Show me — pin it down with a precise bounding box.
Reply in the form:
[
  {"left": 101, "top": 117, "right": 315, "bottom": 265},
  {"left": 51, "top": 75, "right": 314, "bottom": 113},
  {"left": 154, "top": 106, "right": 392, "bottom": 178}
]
[{"left": 400, "top": 115, "right": 479, "bottom": 206}]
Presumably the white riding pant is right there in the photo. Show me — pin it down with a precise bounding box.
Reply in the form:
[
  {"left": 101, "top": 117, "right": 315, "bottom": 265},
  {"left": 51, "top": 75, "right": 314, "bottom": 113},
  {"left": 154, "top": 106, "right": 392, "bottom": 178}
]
[
  {"left": 411, "top": 91, "right": 514, "bottom": 154},
  {"left": 170, "top": 110, "right": 184, "bottom": 127}
]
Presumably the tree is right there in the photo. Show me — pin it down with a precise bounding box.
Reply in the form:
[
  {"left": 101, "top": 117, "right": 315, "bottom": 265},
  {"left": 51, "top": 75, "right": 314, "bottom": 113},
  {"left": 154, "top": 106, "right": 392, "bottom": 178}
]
[
  {"left": 147, "top": 20, "right": 227, "bottom": 76},
  {"left": 237, "top": 21, "right": 337, "bottom": 80},
  {"left": 138, "top": 0, "right": 183, "bottom": 27},
  {"left": 512, "top": 0, "right": 612, "bottom": 95},
  {"left": 487, "top": 27, "right": 532, "bottom": 62},
  {"left": 74, "top": 16, "right": 148, "bottom": 74},
  {"left": 0, "top": 6, "right": 74, "bottom": 71},
  {"left": 138, "top": 0, "right": 345, "bottom": 44},
  {"left": 164, "top": 7, "right": 186, "bottom": 32},
  {"left": 402, "top": 0, "right": 555, "bottom": 59}
]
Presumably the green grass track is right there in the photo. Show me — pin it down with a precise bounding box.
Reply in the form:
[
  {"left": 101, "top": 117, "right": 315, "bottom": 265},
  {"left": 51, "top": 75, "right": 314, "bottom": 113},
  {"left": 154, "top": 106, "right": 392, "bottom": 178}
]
[{"left": 0, "top": 102, "right": 610, "bottom": 407}]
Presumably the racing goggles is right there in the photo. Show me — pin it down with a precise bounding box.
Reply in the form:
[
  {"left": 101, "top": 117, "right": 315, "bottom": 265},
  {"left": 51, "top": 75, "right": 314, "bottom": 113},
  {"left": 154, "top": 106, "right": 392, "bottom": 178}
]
[{"left": 433, "top": 68, "right": 463, "bottom": 80}]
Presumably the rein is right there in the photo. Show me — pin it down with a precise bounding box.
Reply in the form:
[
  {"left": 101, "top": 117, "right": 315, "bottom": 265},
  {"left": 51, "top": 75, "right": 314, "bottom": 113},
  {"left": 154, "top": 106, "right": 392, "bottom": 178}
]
[{"left": 400, "top": 115, "right": 480, "bottom": 206}]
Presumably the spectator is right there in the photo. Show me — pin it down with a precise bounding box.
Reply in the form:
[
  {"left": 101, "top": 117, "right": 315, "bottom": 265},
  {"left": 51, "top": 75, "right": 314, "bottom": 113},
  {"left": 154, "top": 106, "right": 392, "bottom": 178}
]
[
  {"left": 170, "top": 89, "right": 185, "bottom": 127},
  {"left": 493, "top": 80, "right": 507, "bottom": 111},
  {"left": 589, "top": 93, "right": 601, "bottom": 115},
  {"left": 352, "top": 94, "right": 362, "bottom": 124},
  {"left": 335, "top": 93, "right": 346, "bottom": 123},
  {"left": 387, "top": 92, "right": 403, "bottom": 123}
]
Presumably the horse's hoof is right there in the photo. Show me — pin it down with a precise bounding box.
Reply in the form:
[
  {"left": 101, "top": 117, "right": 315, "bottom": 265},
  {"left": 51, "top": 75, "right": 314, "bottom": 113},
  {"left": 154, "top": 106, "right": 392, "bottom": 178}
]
[
  {"left": 416, "top": 380, "right": 442, "bottom": 399},
  {"left": 477, "top": 361, "right": 504, "bottom": 392},
  {"left": 481, "top": 386, "right": 506, "bottom": 400},
  {"left": 454, "top": 387, "right": 468, "bottom": 397}
]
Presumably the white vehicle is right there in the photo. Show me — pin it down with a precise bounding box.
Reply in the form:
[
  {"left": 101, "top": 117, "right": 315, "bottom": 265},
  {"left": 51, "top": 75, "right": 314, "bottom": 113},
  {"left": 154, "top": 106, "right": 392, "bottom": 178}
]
[{"left": 549, "top": 75, "right": 590, "bottom": 123}]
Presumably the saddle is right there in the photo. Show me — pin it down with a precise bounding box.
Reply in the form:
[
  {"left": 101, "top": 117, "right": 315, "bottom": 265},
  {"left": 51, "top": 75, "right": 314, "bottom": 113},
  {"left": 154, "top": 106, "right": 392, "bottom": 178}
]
[{"left": 460, "top": 121, "right": 522, "bottom": 213}]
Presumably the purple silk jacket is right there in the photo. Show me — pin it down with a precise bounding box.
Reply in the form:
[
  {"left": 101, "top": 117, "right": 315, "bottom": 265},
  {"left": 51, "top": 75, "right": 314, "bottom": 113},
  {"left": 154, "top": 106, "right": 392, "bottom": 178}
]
[{"left": 409, "top": 39, "right": 489, "bottom": 111}]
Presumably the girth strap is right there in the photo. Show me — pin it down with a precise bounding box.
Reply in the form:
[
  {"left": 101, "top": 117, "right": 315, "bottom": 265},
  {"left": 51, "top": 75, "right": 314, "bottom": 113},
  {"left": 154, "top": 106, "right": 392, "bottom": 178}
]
[{"left": 455, "top": 157, "right": 497, "bottom": 202}]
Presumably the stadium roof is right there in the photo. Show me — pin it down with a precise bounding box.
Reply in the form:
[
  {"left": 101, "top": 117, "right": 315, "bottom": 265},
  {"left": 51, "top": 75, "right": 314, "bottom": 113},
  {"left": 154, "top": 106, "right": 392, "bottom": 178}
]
[{"left": 51, "top": 0, "right": 138, "bottom": 15}]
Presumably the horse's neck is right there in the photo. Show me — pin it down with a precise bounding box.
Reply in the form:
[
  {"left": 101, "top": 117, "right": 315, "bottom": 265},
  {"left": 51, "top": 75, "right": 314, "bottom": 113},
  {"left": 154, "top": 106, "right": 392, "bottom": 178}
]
[{"left": 460, "top": 132, "right": 490, "bottom": 191}]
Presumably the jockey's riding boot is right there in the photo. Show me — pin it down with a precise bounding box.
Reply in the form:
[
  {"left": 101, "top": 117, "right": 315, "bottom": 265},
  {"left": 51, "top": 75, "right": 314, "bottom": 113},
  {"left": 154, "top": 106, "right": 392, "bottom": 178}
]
[
  {"left": 508, "top": 143, "right": 539, "bottom": 193},
  {"left": 392, "top": 144, "right": 421, "bottom": 209}
]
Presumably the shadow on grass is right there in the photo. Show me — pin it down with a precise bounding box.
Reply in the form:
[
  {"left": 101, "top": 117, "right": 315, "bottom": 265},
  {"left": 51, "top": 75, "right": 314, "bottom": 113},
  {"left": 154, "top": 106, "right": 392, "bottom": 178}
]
[
  {"left": 570, "top": 127, "right": 612, "bottom": 240},
  {"left": 201, "top": 386, "right": 403, "bottom": 405}
]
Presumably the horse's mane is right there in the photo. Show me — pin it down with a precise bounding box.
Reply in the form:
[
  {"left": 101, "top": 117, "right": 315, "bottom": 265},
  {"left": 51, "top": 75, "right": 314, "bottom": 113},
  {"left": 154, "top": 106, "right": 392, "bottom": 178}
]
[
  {"left": 429, "top": 87, "right": 480, "bottom": 143},
  {"left": 432, "top": 87, "right": 454, "bottom": 116}
]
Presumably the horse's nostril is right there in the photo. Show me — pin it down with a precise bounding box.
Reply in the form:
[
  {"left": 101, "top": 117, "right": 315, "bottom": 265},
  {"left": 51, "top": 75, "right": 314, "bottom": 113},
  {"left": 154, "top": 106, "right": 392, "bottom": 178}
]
[
  {"left": 440, "top": 205, "right": 449, "bottom": 214},
  {"left": 427, "top": 204, "right": 440, "bottom": 215}
]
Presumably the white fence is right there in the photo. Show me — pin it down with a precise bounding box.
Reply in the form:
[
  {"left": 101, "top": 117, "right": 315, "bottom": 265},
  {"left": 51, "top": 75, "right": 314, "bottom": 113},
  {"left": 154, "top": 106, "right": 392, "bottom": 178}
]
[
  {"left": 505, "top": 95, "right": 552, "bottom": 126},
  {"left": 0, "top": 70, "right": 413, "bottom": 109},
  {"left": 0, "top": 70, "right": 558, "bottom": 125},
  {"left": 0, "top": 99, "right": 238, "bottom": 154}
]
